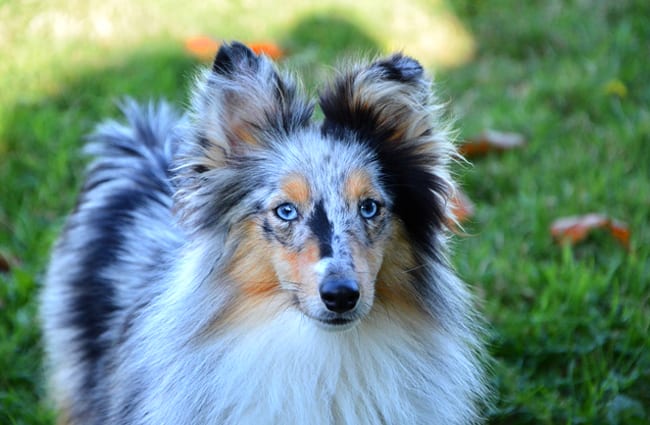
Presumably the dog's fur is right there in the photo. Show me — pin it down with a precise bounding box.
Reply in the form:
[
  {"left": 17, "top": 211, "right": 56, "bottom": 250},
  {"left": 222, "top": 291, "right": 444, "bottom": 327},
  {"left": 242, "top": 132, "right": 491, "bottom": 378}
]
[{"left": 41, "top": 42, "right": 487, "bottom": 424}]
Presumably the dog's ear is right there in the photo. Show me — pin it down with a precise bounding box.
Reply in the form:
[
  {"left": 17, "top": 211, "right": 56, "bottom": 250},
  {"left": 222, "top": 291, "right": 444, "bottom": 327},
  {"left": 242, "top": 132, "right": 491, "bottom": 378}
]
[
  {"left": 319, "top": 53, "right": 433, "bottom": 145},
  {"left": 319, "top": 54, "right": 455, "bottom": 255},
  {"left": 173, "top": 43, "right": 313, "bottom": 231},
  {"left": 189, "top": 42, "right": 313, "bottom": 158}
]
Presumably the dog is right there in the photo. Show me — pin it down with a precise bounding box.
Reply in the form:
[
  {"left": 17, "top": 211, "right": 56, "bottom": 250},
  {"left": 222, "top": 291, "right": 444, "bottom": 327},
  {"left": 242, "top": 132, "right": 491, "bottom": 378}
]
[{"left": 41, "top": 42, "right": 487, "bottom": 424}]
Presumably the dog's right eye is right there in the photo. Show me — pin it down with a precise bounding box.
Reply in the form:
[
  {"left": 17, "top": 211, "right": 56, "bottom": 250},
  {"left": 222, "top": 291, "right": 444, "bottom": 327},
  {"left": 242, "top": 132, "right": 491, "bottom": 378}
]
[
  {"left": 275, "top": 203, "right": 299, "bottom": 221},
  {"left": 359, "top": 199, "right": 380, "bottom": 220}
]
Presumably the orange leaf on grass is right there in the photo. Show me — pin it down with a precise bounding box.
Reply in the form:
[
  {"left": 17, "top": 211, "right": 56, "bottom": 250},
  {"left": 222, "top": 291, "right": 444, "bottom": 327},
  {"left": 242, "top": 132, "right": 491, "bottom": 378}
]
[
  {"left": 550, "top": 213, "right": 630, "bottom": 248},
  {"left": 459, "top": 129, "right": 526, "bottom": 157},
  {"left": 608, "top": 218, "right": 631, "bottom": 247},
  {"left": 185, "top": 36, "right": 221, "bottom": 61},
  {"left": 248, "top": 42, "right": 284, "bottom": 60},
  {"left": 185, "top": 37, "right": 284, "bottom": 62}
]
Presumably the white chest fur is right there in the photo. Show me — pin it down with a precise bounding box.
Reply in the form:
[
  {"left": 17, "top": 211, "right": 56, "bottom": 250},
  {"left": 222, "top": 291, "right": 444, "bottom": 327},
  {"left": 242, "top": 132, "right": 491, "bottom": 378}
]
[{"left": 133, "top": 309, "right": 481, "bottom": 425}]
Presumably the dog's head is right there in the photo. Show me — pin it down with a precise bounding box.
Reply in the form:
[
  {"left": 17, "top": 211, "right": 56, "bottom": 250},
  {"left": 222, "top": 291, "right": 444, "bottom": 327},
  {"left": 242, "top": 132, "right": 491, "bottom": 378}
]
[{"left": 175, "top": 42, "right": 456, "bottom": 331}]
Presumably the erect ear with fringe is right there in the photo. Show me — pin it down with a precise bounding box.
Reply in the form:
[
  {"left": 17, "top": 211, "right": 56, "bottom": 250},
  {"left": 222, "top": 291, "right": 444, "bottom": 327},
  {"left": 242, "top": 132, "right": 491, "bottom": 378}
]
[
  {"left": 319, "top": 54, "right": 455, "bottom": 256},
  {"left": 189, "top": 42, "right": 313, "bottom": 162},
  {"left": 174, "top": 42, "right": 313, "bottom": 232}
]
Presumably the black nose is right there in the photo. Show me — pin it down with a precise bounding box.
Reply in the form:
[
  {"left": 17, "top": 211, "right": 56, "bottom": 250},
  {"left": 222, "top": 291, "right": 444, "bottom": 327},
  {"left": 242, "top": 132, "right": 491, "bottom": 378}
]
[{"left": 319, "top": 278, "right": 360, "bottom": 313}]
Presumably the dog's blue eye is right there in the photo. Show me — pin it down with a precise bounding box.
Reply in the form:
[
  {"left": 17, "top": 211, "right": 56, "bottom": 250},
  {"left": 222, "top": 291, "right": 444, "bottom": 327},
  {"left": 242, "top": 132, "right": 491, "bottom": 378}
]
[
  {"left": 275, "top": 203, "right": 299, "bottom": 221},
  {"left": 359, "top": 199, "right": 380, "bottom": 219}
]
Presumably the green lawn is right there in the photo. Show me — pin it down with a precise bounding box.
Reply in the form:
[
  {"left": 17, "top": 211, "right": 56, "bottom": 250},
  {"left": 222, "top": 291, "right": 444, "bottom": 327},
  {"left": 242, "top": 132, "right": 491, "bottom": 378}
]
[{"left": 1, "top": 1, "right": 648, "bottom": 424}]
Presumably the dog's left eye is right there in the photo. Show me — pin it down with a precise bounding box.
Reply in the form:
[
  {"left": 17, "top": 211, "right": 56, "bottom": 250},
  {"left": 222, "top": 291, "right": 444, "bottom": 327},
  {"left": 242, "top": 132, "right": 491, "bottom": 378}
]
[
  {"left": 275, "top": 203, "right": 299, "bottom": 221},
  {"left": 359, "top": 199, "right": 380, "bottom": 219}
]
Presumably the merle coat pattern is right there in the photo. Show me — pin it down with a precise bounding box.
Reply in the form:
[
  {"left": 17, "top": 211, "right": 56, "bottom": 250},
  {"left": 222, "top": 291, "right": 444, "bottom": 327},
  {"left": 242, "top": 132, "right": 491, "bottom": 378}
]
[{"left": 41, "top": 42, "right": 487, "bottom": 425}]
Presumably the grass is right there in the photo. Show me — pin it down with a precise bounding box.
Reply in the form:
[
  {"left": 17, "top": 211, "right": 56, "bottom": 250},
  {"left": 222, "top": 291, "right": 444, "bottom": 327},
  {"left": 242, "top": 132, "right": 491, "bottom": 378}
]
[{"left": 1, "top": 0, "right": 648, "bottom": 424}]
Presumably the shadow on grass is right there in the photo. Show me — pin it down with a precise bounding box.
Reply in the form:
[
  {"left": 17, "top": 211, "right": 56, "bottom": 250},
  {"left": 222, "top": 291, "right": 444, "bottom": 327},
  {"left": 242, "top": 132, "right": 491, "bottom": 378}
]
[
  {"left": 281, "top": 12, "right": 381, "bottom": 93},
  {"left": 284, "top": 12, "right": 381, "bottom": 64}
]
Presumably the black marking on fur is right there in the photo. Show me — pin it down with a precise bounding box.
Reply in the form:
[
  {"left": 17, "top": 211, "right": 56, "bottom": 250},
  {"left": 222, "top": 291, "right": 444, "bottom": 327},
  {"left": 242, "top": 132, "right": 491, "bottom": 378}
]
[
  {"left": 308, "top": 200, "right": 333, "bottom": 258},
  {"left": 65, "top": 190, "right": 146, "bottom": 391},
  {"left": 380, "top": 149, "right": 447, "bottom": 256},
  {"left": 82, "top": 163, "right": 173, "bottom": 208},
  {"left": 118, "top": 296, "right": 154, "bottom": 346},
  {"left": 272, "top": 75, "right": 315, "bottom": 135},
  {"left": 65, "top": 101, "right": 178, "bottom": 398},
  {"left": 262, "top": 218, "right": 274, "bottom": 240},
  {"left": 206, "top": 43, "right": 314, "bottom": 147},
  {"left": 212, "top": 41, "right": 259, "bottom": 75},
  {"left": 252, "top": 73, "right": 314, "bottom": 138},
  {"left": 182, "top": 155, "right": 268, "bottom": 231},
  {"left": 371, "top": 53, "right": 423, "bottom": 83},
  {"left": 193, "top": 164, "right": 209, "bottom": 174},
  {"left": 319, "top": 59, "right": 446, "bottom": 258},
  {"left": 116, "top": 382, "right": 144, "bottom": 424},
  {"left": 198, "top": 136, "right": 211, "bottom": 149}
]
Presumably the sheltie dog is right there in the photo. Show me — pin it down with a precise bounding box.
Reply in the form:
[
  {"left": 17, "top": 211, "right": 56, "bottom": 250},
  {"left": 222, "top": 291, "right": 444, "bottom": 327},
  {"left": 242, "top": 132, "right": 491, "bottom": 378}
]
[{"left": 41, "top": 42, "right": 487, "bottom": 424}]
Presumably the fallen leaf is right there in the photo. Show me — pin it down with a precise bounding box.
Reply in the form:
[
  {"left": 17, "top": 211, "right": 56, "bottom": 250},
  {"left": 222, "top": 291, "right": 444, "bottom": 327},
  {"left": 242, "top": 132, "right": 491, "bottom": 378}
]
[
  {"left": 459, "top": 129, "right": 526, "bottom": 157},
  {"left": 185, "top": 36, "right": 221, "bottom": 61},
  {"left": 550, "top": 213, "right": 630, "bottom": 248},
  {"left": 608, "top": 218, "right": 631, "bottom": 247},
  {"left": 185, "top": 37, "right": 284, "bottom": 62},
  {"left": 247, "top": 42, "right": 284, "bottom": 60}
]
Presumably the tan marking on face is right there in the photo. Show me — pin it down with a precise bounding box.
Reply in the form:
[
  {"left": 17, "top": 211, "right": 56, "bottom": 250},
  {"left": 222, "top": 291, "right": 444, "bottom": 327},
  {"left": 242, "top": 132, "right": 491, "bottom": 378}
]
[
  {"left": 299, "top": 241, "right": 322, "bottom": 299},
  {"left": 226, "top": 221, "right": 278, "bottom": 298},
  {"left": 217, "top": 227, "right": 324, "bottom": 331},
  {"left": 205, "top": 220, "right": 286, "bottom": 333},
  {"left": 345, "top": 169, "right": 376, "bottom": 204},
  {"left": 347, "top": 238, "right": 382, "bottom": 307},
  {"left": 375, "top": 219, "right": 425, "bottom": 315},
  {"left": 281, "top": 174, "right": 311, "bottom": 205},
  {"left": 272, "top": 240, "right": 321, "bottom": 300},
  {"left": 276, "top": 250, "right": 301, "bottom": 283},
  {"left": 220, "top": 238, "right": 322, "bottom": 330}
]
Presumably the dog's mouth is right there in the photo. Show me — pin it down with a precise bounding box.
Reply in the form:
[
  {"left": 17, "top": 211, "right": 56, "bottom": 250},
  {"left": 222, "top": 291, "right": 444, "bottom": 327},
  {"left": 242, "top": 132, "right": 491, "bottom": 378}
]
[
  {"left": 311, "top": 315, "right": 360, "bottom": 332},
  {"left": 291, "top": 294, "right": 363, "bottom": 332}
]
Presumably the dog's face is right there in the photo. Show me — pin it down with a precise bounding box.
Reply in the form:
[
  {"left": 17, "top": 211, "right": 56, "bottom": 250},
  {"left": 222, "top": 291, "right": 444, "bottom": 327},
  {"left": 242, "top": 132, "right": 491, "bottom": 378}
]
[
  {"left": 230, "top": 139, "right": 394, "bottom": 330},
  {"left": 175, "top": 43, "right": 454, "bottom": 331}
]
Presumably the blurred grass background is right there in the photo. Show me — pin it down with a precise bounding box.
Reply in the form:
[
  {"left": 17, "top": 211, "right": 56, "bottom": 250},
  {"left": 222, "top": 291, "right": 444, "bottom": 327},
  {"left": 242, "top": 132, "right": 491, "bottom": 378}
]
[{"left": 1, "top": 0, "right": 648, "bottom": 424}]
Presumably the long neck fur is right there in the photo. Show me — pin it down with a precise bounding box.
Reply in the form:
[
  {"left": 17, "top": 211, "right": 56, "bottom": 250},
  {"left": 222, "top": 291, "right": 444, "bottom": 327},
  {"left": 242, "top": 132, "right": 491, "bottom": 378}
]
[{"left": 119, "top": 240, "right": 485, "bottom": 425}]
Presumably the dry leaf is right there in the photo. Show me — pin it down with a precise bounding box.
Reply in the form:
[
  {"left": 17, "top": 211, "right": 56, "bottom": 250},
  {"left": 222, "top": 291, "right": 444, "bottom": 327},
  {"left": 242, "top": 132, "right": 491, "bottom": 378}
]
[
  {"left": 550, "top": 213, "right": 630, "bottom": 248},
  {"left": 184, "top": 36, "right": 221, "bottom": 61},
  {"left": 459, "top": 129, "right": 526, "bottom": 157},
  {"left": 607, "top": 218, "right": 631, "bottom": 247},
  {"left": 185, "top": 37, "right": 284, "bottom": 62},
  {"left": 247, "top": 42, "right": 284, "bottom": 60}
]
